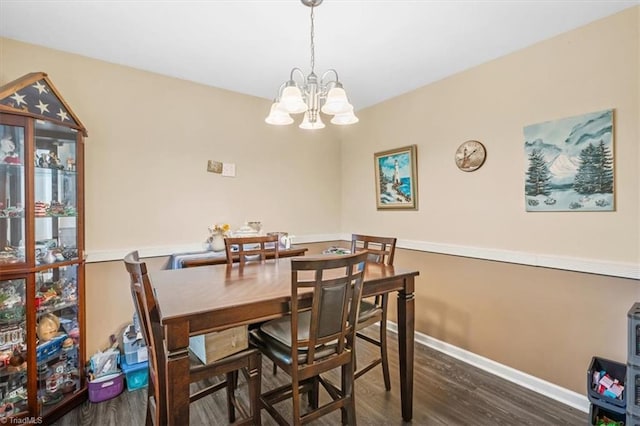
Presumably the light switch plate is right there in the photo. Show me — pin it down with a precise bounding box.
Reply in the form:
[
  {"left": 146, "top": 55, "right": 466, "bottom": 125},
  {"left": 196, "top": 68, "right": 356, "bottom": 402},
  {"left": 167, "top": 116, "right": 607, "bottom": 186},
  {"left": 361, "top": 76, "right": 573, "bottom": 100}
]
[{"left": 222, "top": 163, "right": 236, "bottom": 177}]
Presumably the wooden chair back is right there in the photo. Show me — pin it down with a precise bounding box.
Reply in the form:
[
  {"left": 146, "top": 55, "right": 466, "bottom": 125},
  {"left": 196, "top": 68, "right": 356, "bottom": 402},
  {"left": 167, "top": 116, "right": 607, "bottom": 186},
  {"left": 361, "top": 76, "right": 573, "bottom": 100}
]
[
  {"left": 290, "top": 251, "right": 368, "bottom": 372},
  {"left": 349, "top": 234, "right": 397, "bottom": 390},
  {"left": 124, "top": 251, "right": 167, "bottom": 425},
  {"left": 224, "top": 234, "right": 280, "bottom": 266},
  {"left": 351, "top": 234, "right": 397, "bottom": 266}
]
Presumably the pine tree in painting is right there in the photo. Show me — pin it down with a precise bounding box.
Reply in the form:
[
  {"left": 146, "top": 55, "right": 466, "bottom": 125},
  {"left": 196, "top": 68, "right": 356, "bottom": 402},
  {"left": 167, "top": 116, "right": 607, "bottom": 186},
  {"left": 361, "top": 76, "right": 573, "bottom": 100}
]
[
  {"left": 573, "top": 140, "right": 613, "bottom": 194},
  {"left": 525, "top": 149, "right": 551, "bottom": 196},
  {"left": 379, "top": 165, "right": 388, "bottom": 189}
]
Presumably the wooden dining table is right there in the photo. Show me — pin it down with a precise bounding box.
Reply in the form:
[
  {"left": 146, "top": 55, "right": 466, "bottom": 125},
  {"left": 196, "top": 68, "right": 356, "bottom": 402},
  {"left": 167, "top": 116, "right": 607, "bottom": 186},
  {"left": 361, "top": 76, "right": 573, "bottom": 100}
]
[{"left": 151, "top": 258, "right": 419, "bottom": 425}]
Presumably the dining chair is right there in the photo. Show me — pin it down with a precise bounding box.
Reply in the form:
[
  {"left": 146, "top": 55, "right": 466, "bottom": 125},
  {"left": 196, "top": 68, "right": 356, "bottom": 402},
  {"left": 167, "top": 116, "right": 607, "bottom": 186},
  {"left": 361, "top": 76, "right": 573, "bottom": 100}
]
[
  {"left": 123, "top": 251, "right": 262, "bottom": 425},
  {"left": 250, "top": 251, "right": 369, "bottom": 425},
  {"left": 224, "top": 234, "right": 280, "bottom": 266},
  {"left": 350, "top": 234, "right": 397, "bottom": 391}
]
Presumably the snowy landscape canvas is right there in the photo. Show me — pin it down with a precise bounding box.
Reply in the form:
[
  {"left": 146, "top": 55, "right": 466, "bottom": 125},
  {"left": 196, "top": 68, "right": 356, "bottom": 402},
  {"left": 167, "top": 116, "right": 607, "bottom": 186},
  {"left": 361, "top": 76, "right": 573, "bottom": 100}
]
[
  {"left": 374, "top": 145, "right": 418, "bottom": 210},
  {"left": 523, "top": 109, "right": 614, "bottom": 212}
]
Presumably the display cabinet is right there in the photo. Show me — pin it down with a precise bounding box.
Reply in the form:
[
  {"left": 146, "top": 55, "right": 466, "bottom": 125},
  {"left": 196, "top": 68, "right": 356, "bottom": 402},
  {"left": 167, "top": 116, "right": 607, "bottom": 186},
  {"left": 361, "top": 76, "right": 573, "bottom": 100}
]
[{"left": 0, "top": 72, "right": 86, "bottom": 424}]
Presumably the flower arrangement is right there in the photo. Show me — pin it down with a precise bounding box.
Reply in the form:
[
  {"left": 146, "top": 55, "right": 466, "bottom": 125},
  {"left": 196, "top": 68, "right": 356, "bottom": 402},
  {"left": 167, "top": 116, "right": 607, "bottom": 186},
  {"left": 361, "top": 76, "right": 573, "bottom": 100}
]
[{"left": 207, "top": 223, "right": 230, "bottom": 243}]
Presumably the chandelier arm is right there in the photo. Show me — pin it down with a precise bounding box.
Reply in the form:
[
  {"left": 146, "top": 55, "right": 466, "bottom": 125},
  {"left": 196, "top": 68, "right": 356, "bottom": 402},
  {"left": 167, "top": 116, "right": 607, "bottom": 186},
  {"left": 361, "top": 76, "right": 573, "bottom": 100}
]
[
  {"left": 320, "top": 69, "right": 342, "bottom": 89},
  {"left": 274, "top": 82, "right": 288, "bottom": 99},
  {"left": 289, "top": 67, "right": 307, "bottom": 85}
]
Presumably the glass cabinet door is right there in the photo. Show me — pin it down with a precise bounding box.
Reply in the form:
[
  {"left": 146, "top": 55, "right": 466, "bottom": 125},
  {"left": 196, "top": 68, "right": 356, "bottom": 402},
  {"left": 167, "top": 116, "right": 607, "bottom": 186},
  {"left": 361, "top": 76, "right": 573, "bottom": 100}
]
[
  {"left": 0, "top": 278, "right": 28, "bottom": 419},
  {"left": 34, "top": 121, "right": 78, "bottom": 265},
  {"left": 35, "top": 265, "right": 79, "bottom": 413},
  {"left": 0, "top": 124, "right": 26, "bottom": 266}
]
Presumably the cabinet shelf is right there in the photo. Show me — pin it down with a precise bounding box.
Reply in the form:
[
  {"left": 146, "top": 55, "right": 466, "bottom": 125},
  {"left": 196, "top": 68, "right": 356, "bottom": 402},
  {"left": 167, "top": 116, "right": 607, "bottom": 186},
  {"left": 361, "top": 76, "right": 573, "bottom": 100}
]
[
  {"left": 36, "top": 301, "right": 77, "bottom": 318},
  {"left": 0, "top": 365, "right": 27, "bottom": 380},
  {"left": 34, "top": 260, "right": 80, "bottom": 272},
  {"left": 34, "top": 167, "right": 76, "bottom": 174}
]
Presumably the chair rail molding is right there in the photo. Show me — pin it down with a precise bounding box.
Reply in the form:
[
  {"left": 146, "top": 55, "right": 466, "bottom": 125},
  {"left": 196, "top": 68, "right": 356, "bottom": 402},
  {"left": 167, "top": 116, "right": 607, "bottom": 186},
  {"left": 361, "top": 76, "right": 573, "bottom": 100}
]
[{"left": 85, "top": 233, "right": 638, "bottom": 280}]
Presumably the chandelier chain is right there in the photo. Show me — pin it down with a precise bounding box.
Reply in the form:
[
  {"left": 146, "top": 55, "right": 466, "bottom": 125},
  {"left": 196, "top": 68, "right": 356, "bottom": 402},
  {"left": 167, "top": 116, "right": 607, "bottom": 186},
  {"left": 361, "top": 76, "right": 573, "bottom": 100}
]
[
  {"left": 265, "top": 0, "right": 358, "bottom": 128},
  {"left": 310, "top": 5, "right": 315, "bottom": 74}
]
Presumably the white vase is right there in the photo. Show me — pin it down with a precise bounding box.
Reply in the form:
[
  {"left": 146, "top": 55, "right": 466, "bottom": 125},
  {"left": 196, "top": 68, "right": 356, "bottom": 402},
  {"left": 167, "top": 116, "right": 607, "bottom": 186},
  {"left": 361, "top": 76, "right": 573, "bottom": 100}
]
[{"left": 211, "top": 234, "right": 225, "bottom": 252}]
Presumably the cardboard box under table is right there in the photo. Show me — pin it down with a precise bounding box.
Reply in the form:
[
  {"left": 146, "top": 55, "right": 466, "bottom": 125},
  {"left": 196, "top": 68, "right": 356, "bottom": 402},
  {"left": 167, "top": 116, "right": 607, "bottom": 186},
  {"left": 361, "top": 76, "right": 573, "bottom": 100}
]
[{"left": 189, "top": 325, "right": 248, "bottom": 364}]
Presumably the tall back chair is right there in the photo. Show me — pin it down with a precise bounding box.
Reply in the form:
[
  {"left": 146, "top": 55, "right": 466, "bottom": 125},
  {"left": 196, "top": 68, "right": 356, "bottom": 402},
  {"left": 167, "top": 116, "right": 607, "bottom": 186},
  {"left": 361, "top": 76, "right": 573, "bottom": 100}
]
[
  {"left": 224, "top": 234, "right": 280, "bottom": 266},
  {"left": 124, "top": 251, "right": 167, "bottom": 426},
  {"left": 350, "top": 234, "right": 397, "bottom": 391},
  {"left": 124, "top": 251, "right": 262, "bottom": 425},
  {"left": 251, "top": 251, "right": 369, "bottom": 425}
]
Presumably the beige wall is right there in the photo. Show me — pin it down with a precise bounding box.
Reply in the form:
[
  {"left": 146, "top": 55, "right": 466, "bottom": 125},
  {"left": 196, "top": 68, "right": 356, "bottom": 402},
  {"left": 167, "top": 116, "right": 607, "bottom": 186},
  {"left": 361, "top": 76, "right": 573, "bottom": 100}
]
[
  {"left": 0, "top": 40, "right": 343, "bottom": 357},
  {"left": 340, "top": 7, "right": 640, "bottom": 395},
  {"left": 388, "top": 248, "right": 638, "bottom": 394},
  {"left": 1, "top": 6, "right": 638, "bottom": 399},
  {"left": 340, "top": 8, "right": 639, "bottom": 263},
  {"left": 0, "top": 39, "right": 343, "bottom": 252}
]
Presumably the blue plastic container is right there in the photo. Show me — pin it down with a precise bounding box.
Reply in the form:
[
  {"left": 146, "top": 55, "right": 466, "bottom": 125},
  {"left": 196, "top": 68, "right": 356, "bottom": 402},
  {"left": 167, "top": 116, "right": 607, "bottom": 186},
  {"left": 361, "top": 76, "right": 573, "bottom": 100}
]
[{"left": 120, "top": 358, "right": 149, "bottom": 392}]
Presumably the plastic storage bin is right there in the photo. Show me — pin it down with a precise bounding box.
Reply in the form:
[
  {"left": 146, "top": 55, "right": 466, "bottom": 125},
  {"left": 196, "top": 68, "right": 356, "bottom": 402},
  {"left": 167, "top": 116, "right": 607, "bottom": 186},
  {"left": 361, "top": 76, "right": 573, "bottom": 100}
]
[
  {"left": 628, "top": 412, "right": 640, "bottom": 426},
  {"left": 588, "top": 356, "right": 626, "bottom": 410},
  {"left": 628, "top": 363, "right": 640, "bottom": 417},
  {"left": 590, "top": 403, "right": 625, "bottom": 425},
  {"left": 120, "top": 358, "right": 149, "bottom": 392},
  {"left": 122, "top": 326, "right": 148, "bottom": 365},
  {"left": 629, "top": 303, "right": 640, "bottom": 365},
  {"left": 88, "top": 372, "right": 124, "bottom": 403}
]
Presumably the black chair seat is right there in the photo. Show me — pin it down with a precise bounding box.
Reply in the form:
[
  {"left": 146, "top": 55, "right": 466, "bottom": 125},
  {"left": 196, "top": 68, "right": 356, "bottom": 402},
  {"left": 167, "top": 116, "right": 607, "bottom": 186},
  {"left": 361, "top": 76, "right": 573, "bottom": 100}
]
[{"left": 251, "top": 312, "right": 339, "bottom": 365}]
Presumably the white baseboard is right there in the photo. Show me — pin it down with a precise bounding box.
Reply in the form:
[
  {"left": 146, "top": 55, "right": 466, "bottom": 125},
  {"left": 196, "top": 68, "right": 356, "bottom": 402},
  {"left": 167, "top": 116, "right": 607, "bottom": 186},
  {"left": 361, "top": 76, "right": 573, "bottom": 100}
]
[{"left": 385, "top": 321, "right": 590, "bottom": 413}]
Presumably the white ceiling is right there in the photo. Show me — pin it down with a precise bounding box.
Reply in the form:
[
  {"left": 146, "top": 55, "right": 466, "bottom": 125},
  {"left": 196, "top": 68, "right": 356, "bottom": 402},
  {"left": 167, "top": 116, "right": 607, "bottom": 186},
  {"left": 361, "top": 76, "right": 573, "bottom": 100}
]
[{"left": 1, "top": 0, "right": 638, "bottom": 110}]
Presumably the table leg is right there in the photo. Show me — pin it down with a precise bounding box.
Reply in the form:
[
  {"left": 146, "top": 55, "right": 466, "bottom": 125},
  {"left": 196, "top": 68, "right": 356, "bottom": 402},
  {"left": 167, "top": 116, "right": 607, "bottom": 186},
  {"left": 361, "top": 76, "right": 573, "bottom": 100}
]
[
  {"left": 165, "top": 322, "right": 191, "bottom": 426},
  {"left": 397, "top": 276, "right": 415, "bottom": 421}
]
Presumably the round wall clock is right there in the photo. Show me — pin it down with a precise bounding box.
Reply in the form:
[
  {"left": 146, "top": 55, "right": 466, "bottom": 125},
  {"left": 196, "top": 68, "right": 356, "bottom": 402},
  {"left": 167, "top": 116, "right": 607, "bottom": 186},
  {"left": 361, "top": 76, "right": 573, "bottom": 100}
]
[{"left": 455, "top": 140, "right": 486, "bottom": 172}]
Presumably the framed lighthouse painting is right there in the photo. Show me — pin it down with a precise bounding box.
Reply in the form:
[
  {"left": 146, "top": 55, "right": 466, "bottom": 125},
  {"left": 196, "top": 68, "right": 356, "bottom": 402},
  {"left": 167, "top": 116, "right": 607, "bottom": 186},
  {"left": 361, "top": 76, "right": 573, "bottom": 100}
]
[{"left": 374, "top": 145, "right": 418, "bottom": 210}]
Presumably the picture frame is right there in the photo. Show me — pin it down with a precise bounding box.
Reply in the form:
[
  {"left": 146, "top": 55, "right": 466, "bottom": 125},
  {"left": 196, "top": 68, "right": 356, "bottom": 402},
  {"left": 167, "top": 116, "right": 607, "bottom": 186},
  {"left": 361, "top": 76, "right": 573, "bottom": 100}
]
[
  {"left": 374, "top": 145, "right": 418, "bottom": 210},
  {"left": 523, "top": 109, "right": 614, "bottom": 212}
]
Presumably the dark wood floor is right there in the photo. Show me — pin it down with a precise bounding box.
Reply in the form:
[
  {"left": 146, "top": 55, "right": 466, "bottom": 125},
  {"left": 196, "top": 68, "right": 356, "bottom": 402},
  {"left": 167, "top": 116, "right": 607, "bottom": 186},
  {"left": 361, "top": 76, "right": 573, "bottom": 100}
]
[{"left": 53, "top": 330, "right": 587, "bottom": 425}]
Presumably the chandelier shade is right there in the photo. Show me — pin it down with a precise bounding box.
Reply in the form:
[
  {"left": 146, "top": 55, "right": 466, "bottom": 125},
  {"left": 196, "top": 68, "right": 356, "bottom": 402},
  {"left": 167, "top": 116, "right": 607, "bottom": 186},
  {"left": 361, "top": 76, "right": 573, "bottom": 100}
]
[
  {"left": 264, "top": 102, "right": 294, "bottom": 125},
  {"left": 330, "top": 106, "right": 359, "bottom": 125},
  {"left": 280, "top": 85, "right": 307, "bottom": 114},
  {"left": 299, "top": 111, "right": 326, "bottom": 129},
  {"left": 266, "top": 0, "right": 358, "bottom": 130},
  {"left": 321, "top": 86, "right": 351, "bottom": 115}
]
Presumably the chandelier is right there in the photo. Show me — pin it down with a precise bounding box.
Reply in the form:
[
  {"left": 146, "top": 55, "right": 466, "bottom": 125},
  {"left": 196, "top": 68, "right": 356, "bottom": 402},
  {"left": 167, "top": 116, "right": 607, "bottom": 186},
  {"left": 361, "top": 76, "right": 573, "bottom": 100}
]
[{"left": 265, "top": 0, "right": 358, "bottom": 129}]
